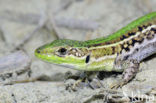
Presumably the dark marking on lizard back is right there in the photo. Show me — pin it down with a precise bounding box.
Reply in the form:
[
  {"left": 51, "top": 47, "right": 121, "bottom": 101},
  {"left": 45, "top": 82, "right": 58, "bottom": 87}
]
[
  {"left": 119, "top": 26, "right": 156, "bottom": 55},
  {"left": 138, "top": 26, "right": 143, "bottom": 31},
  {"left": 151, "top": 28, "right": 156, "bottom": 33},
  {"left": 146, "top": 27, "right": 156, "bottom": 40}
]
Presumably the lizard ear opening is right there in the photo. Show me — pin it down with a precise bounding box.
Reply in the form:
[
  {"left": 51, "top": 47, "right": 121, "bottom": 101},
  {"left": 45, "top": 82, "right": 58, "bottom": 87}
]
[{"left": 85, "top": 55, "right": 90, "bottom": 63}]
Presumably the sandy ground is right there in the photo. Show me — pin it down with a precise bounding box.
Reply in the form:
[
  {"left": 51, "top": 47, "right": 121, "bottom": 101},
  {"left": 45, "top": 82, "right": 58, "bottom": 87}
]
[{"left": 0, "top": 0, "right": 156, "bottom": 103}]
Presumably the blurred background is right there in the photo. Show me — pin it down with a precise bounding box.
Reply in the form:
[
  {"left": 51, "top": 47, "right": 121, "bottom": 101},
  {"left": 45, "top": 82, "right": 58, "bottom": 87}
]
[{"left": 0, "top": 0, "right": 156, "bottom": 103}]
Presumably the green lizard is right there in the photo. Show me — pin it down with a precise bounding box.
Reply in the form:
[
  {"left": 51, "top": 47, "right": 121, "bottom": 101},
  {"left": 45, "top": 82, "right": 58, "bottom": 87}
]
[{"left": 35, "top": 12, "right": 156, "bottom": 88}]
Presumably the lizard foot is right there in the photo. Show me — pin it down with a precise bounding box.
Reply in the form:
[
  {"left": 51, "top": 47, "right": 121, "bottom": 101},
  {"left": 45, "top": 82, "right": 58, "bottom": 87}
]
[
  {"left": 89, "top": 78, "right": 103, "bottom": 89},
  {"left": 65, "top": 71, "right": 98, "bottom": 91},
  {"left": 110, "top": 80, "right": 126, "bottom": 89},
  {"left": 65, "top": 79, "right": 89, "bottom": 91},
  {"left": 111, "top": 59, "right": 140, "bottom": 89}
]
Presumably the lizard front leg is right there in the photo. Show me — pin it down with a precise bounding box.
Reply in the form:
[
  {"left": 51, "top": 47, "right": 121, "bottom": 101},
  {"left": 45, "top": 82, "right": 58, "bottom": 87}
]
[{"left": 111, "top": 59, "right": 140, "bottom": 89}]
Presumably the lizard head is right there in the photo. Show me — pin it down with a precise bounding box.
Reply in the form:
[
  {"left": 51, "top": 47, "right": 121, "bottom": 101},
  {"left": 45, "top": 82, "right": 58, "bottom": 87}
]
[{"left": 35, "top": 39, "right": 89, "bottom": 70}]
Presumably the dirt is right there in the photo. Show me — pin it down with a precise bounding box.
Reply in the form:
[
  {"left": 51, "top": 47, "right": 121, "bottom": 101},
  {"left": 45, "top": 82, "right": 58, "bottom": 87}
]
[{"left": 0, "top": 0, "right": 156, "bottom": 103}]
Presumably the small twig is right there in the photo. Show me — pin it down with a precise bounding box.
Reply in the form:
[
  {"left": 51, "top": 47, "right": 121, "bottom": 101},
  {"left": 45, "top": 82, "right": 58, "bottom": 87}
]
[
  {"left": 83, "top": 88, "right": 156, "bottom": 103},
  {"left": 0, "top": 51, "right": 31, "bottom": 73},
  {"left": 54, "top": 0, "right": 73, "bottom": 14},
  {"left": 0, "top": 25, "right": 6, "bottom": 42},
  {"left": 55, "top": 17, "right": 99, "bottom": 30},
  {"left": 83, "top": 89, "right": 128, "bottom": 103},
  {"left": 45, "top": 1, "right": 65, "bottom": 39},
  {"left": 47, "top": 14, "right": 64, "bottom": 39},
  {"left": 12, "top": 11, "right": 47, "bottom": 51},
  {"left": 0, "top": 10, "right": 99, "bottom": 30},
  {"left": 0, "top": 9, "right": 99, "bottom": 48}
]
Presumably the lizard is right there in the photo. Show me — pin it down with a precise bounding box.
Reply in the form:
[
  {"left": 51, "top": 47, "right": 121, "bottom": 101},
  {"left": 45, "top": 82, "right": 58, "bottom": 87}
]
[{"left": 35, "top": 12, "right": 156, "bottom": 88}]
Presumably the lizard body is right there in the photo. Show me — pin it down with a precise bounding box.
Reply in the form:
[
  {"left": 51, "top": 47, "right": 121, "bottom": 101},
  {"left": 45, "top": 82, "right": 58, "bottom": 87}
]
[{"left": 35, "top": 12, "right": 156, "bottom": 87}]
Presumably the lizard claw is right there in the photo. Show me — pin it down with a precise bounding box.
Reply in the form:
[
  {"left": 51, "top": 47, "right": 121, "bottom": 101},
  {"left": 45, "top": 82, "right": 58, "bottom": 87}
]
[
  {"left": 65, "top": 79, "right": 87, "bottom": 91},
  {"left": 110, "top": 80, "right": 126, "bottom": 89},
  {"left": 71, "top": 79, "right": 83, "bottom": 90}
]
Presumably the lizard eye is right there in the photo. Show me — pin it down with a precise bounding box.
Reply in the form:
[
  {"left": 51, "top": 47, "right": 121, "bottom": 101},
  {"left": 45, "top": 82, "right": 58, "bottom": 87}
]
[{"left": 58, "top": 48, "right": 67, "bottom": 55}]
